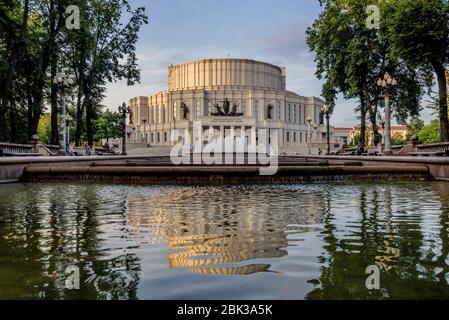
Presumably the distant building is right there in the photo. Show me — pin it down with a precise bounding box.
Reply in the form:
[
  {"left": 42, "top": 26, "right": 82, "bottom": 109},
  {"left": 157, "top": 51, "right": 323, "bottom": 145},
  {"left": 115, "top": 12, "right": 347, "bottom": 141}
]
[
  {"left": 335, "top": 125, "right": 408, "bottom": 146},
  {"left": 334, "top": 128, "right": 352, "bottom": 145}
]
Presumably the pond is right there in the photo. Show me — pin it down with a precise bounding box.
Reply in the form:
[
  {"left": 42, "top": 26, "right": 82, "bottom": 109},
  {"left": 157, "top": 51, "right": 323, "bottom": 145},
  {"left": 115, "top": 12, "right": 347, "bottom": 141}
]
[{"left": 0, "top": 182, "right": 448, "bottom": 299}]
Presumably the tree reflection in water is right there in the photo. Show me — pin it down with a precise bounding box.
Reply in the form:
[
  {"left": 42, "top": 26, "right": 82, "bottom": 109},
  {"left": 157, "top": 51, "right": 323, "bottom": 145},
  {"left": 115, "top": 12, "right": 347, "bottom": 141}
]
[
  {"left": 0, "top": 184, "right": 141, "bottom": 300},
  {"left": 306, "top": 183, "right": 449, "bottom": 300}
]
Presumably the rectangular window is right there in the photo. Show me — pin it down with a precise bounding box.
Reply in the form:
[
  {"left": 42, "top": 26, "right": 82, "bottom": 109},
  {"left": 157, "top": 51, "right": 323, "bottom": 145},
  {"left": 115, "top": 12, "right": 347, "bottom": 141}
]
[
  {"left": 164, "top": 132, "right": 167, "bottom": 142},
  {"left": 287, "top": 104, "right": 291, "bottom": 123},
  {"left": 254, "top": 100, "right": 259, "bottom": 120},
  {"left": 266, "top": 101, "right": 270, "bottom": 120},
  {"left": 293, "top": 105, "right": 297, "bottom": 123},
  {"left": 158, "top": 105, "right": 162, "bottom": 123},
  {"left": 196, "top": 101, "right": 201, "bottom": 119},
  {"left": 150, "top": 106, "right": 154, "bottom": 124},
  {"left": 277, "top": 101, "right": 281, "bottom": 121},
  {"left": 151, "top": 133, "right": 154, "bottom": 143},
  {"left": 294, "top": 132, "right": 297, "bottom": 143},
  {"left": 157, "top": 132, "right": 160, "bottom": 143},
  {"left": 173, "top": 102, "right": 177, "bottom": 120},
  {"left": 286, "top": 132, "right": 290, "bottom": 143},
  {"left": 206, "top": 102, "right": 212, "bottom": 116}
]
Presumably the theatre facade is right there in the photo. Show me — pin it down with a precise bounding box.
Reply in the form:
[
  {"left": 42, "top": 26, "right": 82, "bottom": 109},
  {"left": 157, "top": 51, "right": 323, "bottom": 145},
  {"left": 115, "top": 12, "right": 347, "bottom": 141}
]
[{"left": 128, "top": 58, "right": 330, "bottom": 148}]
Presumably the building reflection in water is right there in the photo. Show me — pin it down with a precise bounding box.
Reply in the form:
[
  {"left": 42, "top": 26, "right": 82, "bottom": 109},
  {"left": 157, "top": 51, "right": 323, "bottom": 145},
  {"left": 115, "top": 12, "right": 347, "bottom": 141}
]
[
  {"left": 3, "top": 182, "right": 448, "bottom": 299},
  {"left": 126, "top": 186, "right": 324, "bottom": 275}
]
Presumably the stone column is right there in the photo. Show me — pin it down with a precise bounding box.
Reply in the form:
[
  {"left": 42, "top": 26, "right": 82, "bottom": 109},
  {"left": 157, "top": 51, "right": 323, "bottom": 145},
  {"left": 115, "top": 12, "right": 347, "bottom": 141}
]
[{"left": 251, "top": 127, "right": 257, "bottom": 146}]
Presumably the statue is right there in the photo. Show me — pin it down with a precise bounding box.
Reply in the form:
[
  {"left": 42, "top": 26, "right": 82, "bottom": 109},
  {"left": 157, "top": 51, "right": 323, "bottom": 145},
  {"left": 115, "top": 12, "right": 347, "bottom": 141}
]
[
  {"left": 214, "top": 103, "right": 225, "bottom": 116},
  {"left": 223, "top": 98, "right": 231, "bottom": 115},
  {"left": 181, "top": 102, "right": 189, "bottom": 120},
  {"left": 230, "top": 103, "right": 238, "bottom": 116},
  {"left": 267, "top": 104, "right": 274, "bottom": 120},
  {"left": 211, "top": 99, "right": 244, "bottom": 117},
  {"left": 129, "top": 110, "right": 134, "bottom": 125}
]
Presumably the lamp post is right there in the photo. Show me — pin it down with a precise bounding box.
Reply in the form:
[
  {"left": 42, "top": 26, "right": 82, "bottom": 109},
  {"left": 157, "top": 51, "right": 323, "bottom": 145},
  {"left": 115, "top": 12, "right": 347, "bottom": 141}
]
[
  {"left": 306, "top": 116, "right": 313, "bottom": 142},
  {"left": 118, "top": 102, "right": 132, "bottom": 155},
  {"left": 377, "top": 72, "right": 398, "bottom": 154},
  {"left": 53, "top": 73, "right": 74, "bottom": 155},
  {"left": 379, "top": 117, "right": 386, "bottom": 145},
  {"left": 321, "top": 105, "right": 332, "bottom": 155}
]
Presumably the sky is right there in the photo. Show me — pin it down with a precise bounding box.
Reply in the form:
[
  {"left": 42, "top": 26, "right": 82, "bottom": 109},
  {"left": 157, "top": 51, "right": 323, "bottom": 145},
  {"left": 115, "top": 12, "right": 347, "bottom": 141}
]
[{"left": 104, "top": 0, "right": 436, "bottom": 127}]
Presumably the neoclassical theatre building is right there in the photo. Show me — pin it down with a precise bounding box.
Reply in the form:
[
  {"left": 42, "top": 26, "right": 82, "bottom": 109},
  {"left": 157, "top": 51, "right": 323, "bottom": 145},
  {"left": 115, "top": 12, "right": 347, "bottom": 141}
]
[{"left": 128, "top": 58, "right": 330, "bottom": 148}]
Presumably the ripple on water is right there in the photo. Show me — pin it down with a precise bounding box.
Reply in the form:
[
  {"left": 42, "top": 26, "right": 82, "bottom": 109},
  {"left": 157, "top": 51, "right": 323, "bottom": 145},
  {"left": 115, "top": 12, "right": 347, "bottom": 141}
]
[{"left": 0, "top": 181, "right": 449, "bottom": 299}]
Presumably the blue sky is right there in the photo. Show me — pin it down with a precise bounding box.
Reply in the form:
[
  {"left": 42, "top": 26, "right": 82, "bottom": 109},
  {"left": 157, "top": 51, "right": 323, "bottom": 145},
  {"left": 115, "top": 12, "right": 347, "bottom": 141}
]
[{"left": 104, "top": 0, "right": 435, "bottom": 127}]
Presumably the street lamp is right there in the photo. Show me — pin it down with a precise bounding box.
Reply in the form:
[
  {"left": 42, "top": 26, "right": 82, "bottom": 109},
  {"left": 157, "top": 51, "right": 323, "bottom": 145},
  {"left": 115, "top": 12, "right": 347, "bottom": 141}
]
[
  {"left": 379, "top": 117, "right": 386, "bottom": 145},
  {"left": 53, "top": 73, "right": 74, "bottom": 155},
  {"left": 321, "top": 105, "right": 332, "bottom": 155},
  {"left": 306, "top": 115, "right": 313, "bottom": 142},
  {"left": 118, "top": 102, "right": 132, "bottom": 155},
  {"left": 377, "top": 72, "right": 398, "bottom": 154}
]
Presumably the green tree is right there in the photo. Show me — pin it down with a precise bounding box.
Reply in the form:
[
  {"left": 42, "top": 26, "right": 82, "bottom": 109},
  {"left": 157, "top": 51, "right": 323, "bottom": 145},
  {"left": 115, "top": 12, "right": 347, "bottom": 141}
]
[
  {"left": 66, "top": 0, "right": 148, "bottom": 146},
  {"left": 0, "top": 0, "right": 148, "bottom": 146},
  {"left": 94, "top": 110, "right": 122, "bottom": 143},
  {"left": 385, "top": 0, "right": 449, "bottom": 142},
  {"left": 0, "top": 0, "right": 30, "bottom": 141},
  {"left": 392, "top": 132, "right": 407, "bottom": 145},
  {"left": 418, "top": 120, "right": 441, "bottom": 144},
  {"left": 307, "top": 0, "right": 428, "bottom": 146},
  {"left": 37, "top": 113, "right": 51, "bottom": 144},
  {"left": 352, "top": 132, "right": 361, "bottom": 146},
  {"left": 406, "top": 117, "right": 425, "bottom": 140}
]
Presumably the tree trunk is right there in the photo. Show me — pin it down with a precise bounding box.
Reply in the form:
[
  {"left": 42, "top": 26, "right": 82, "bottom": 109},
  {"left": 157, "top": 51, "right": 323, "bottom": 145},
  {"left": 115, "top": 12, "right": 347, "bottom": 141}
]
[
  {"left": 75, "top": 77, "right": 84, "bottom": 147},
  {"left": 26, "top": 74, "right": 34, "bottom": 139},
  {"left": 359, "top": 93, "right": 367, "bottom": 146},
  {"left": 86, "top": 102, "right": 94, "bottom": 146},
  {"left": 363, "top": 81, "right": 380, "bottom": 146},
  {"left": 432, "top": 60, "right": 449, "bottom": 142},
  {"left": 8, "top": 95, "right": 16, "bottom": 142},
  {"left": 50, "top": 63, "right": 58, "bottom": 145}
]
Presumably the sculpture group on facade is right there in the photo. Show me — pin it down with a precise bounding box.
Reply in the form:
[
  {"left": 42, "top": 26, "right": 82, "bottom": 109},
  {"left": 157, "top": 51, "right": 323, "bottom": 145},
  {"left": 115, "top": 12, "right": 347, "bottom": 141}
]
[
  {"left": 180, "top": 102, "right": 189, "bottom": 120},
  {"left": 212, "top": 98, "right": 244, "bottom": 117}
]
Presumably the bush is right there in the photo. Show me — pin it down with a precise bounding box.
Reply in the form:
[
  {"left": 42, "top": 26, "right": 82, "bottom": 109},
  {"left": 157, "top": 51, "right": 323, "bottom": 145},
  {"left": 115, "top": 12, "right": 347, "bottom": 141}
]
[{"left": 417, "top": 120, "right": 440, "bottom": 144}]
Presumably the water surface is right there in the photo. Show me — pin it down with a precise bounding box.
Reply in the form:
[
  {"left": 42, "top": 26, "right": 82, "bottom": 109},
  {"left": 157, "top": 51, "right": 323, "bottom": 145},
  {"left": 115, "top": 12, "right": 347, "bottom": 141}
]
[{"left": 0, "top": 182, "right": 448, "bottom": 299}]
